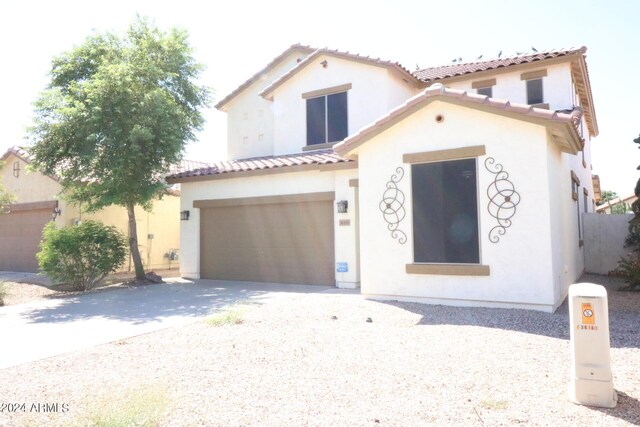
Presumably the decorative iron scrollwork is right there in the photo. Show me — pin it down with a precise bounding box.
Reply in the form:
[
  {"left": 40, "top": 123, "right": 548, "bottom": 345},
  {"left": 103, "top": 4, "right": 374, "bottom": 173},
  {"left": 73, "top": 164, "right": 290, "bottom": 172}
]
[
  {"left": 379, "top": 167, "right": 407, "bottom": 244},
  {"left": 485, "top": 157, "right": 521, "bottom": 243}
]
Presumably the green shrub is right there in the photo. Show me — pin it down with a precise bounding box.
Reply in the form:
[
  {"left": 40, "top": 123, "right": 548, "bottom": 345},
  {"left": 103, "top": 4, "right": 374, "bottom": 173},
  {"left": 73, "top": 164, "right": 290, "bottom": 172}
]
[
  {"left": 37, "top": 220, "right": 127, "bottom": 291},
  {"left": 0, "top": 281, "right": 6, "bottom": 306},
  {"left": 611, "top": 254, "right": 640, "bottom": 291}
]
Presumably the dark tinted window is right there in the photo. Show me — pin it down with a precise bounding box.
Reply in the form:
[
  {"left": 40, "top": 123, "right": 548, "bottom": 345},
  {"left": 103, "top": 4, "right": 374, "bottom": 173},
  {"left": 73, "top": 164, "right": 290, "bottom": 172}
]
[
  {"left": 412, "top": 158, "right": 479, "bottom": 263},
  {"left": 477, "top": 86, "right": 492, "bottom": 97},
  {"left": 306, "top": 96, "right": 326, "bottom": 146},
  {"left": 327, "top": 92, "right": 348, "bottom": 142},
  {"left": 526, "top": 78, "right": 543, "bottom": 104}
]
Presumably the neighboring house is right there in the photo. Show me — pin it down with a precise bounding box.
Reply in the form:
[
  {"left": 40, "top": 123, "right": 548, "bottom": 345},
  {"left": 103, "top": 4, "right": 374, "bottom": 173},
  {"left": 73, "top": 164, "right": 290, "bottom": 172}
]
[
  {"left": 167, "top": 44, "right": 599, "bottom": 312},
  {"left": 596, "top": 194, "right": 637, "bottom": 214},
  {"left": 0, "top": 146, "right": 204, "bottom": 273}
]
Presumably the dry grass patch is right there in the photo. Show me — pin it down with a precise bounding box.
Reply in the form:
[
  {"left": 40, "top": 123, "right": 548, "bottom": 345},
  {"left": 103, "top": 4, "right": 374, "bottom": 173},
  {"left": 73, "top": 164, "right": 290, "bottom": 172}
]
[
  {"left": 205, "top": 303, "right": 256, "bottom": 327},
  {"left": 73, "top": 385, "right": 169, "bottom": 427}
]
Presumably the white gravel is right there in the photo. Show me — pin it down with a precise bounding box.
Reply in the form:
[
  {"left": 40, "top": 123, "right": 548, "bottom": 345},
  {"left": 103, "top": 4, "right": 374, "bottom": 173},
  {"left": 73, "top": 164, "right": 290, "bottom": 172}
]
[{"left": 0, "top": 273, "right": 638, "bottom": 426}]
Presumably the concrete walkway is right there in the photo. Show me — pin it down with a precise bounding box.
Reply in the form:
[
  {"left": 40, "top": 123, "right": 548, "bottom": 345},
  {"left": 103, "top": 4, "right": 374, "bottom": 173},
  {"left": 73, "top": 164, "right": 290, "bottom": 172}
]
[{"left": 0, "top": 278, "right": 331, "bottom": 369}]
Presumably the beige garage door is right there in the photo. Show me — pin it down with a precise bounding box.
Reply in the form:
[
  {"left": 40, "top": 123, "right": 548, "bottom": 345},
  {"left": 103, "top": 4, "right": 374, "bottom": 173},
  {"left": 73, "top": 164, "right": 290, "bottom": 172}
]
[
  {"left": 198, "top": 193, "right": 335, "bottom": 286},
  {"left": 0, "top": 202, "right": 55, "bottom": 272}
]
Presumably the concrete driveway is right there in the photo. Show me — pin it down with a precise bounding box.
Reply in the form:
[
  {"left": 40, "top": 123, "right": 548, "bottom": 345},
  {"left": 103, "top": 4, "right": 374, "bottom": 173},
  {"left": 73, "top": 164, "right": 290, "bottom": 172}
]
[{"left": 0, "top": 278, "right": 331, "bottom": 369}]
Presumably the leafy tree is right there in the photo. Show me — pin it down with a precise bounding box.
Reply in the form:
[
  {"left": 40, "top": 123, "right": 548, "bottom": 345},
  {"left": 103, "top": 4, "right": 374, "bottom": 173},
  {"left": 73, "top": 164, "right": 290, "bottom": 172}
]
[
  {"left": 597, "top": 190, "right": 619, "bottom": 206},
  {"left": 38, "top": 221, "right": 127, "bottom": 291},
  {"left": 0, "top": 161, "right": 15, "bottom": 213},
  {"left": 28, "top": 17, "right": 210, "bottom": 280}
]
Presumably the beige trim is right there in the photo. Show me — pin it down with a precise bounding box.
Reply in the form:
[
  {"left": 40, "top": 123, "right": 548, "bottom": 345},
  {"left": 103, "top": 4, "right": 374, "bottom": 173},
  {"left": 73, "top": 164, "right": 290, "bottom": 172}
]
[
  {"left": 406, "top": 264, "right": 490, "bottom": 276},
  {"left": 167, "top": 161, "right": 357, "bottom": 184},
  {"left": 403, "top": 145, "right": 486, "bottom": 164},
  {"left": 302, "top": 142, "right": 335, "bottom": 151},
  {"left": 531, "top": 103, "right": 549, "bottom": 110},
  {"left": 582, "top": 159, "right": 587, "bottom": 169},
  {"left": 8, "top": 200, "right": 57, "bottom": 212},
  {"left": 194, "top": 192, "right": 335, "bottom": 209},
  {"left": 349, "top": 179, "right": 359, "bottom": 188},
  {"left": 520, "top": 69, "right": 548, "bottom": 80},
  {"left": 302, "top": 83, "right": 352, "bottom": 99},
  {"left": 471, "top": 78, "right": 496, "bottom": 89},
  {"left": 571, "top": 170, "right": 581, "bottom": 186}
]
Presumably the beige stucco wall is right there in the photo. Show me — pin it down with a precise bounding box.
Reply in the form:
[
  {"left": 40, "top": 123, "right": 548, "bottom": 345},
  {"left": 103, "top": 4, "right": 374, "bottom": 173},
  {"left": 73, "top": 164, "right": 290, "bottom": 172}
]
[
  {"left": 1, "top": 153, "right": 61, "bottom": 204},
  {"left": 353, "top": 100, "right": 570, "bottom": 312},
  {"left": 269, "top": 55, "right": 418, "bottom": 156},
  {"left": 224, "top": 48, "right": 313, "bottom": 160},
  {"left": 0, "top": 154, "right": 180, "bottom": 273}
]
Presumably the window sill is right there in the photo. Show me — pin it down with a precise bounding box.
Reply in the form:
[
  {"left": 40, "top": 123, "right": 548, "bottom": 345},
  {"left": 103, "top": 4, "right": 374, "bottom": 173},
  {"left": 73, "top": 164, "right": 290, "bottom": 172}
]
[
  {"left": 530, "top": 103, "right": 549, "bottom": 109},
  {"left": 405, "top": 264, "right": 490, "bottom": 276},
  {"left": 303, "top": 142, "right": 336, "bottom": 151}
]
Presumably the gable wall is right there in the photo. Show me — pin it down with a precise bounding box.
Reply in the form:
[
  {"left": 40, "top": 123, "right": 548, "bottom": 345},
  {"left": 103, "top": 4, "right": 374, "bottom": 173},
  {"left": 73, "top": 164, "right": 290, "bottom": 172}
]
[
  {"left": 225, "top": 49, "right": 312, "bottom": 160},
  {"left": 270, "top": 56, "right": 417, "bottom": 156},
  {"left": 356, "top": 101, "right": 562, "bottom": 311},
  {"left": 0, "top": 153, "right": 61, "bottom": 204}
]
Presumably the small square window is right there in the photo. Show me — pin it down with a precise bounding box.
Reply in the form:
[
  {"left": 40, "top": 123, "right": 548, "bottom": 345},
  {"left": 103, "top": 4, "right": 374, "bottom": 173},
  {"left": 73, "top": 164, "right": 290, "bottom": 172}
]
[
  {"left": 526, "top": 78, "right": 543, "bottom": 105},
  {"left": 477, "top": 86, "right": 492, "bottom": 97}
]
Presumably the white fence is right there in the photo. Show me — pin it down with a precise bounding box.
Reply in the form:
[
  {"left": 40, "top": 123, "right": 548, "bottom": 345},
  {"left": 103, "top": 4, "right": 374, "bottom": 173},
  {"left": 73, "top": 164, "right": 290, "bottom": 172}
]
[{"left": 583, "top": 213, "right": 633, "bottom": 274}]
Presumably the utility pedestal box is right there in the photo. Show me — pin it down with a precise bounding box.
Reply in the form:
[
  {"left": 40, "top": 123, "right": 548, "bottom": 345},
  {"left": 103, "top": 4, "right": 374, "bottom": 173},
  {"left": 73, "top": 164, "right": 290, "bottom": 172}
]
[{"left": 568, "top": 283, "right": 617, "bottom": 408}]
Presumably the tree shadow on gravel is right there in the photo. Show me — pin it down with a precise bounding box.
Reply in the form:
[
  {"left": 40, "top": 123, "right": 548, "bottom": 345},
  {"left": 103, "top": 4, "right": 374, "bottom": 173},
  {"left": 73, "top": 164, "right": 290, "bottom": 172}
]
[
  {"left": 382, "top": 274, "right": 640, "bottom": 349},
  {"left": 15, "top": 280, "right": 328, "bottom": 325}
]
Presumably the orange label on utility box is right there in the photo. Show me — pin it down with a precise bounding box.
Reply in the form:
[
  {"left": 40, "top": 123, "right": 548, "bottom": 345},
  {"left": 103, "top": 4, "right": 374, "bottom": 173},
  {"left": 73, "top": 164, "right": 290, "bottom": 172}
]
[{"left": 581, "top": 303, "right": 595, "bottom": 325}]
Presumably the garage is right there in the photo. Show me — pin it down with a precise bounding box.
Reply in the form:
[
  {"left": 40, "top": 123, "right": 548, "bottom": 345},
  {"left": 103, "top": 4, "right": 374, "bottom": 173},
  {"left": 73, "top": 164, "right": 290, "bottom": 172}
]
[
  {"left": 0, "top": 201, "right": 55, "bottom": 272},
  {"left": 196, "top": 192, "right": 335, "bottom": 286}
]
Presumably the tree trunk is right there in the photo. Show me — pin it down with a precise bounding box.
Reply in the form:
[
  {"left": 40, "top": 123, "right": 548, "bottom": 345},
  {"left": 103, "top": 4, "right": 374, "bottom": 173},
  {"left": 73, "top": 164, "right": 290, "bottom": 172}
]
[{"left": 126, "top": 202, "right": 146, "bottom": 280}]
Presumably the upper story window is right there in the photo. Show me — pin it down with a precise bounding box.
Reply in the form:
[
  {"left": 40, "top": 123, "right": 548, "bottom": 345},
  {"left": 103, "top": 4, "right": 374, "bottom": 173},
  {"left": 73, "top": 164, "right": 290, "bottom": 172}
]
[
  {"left": 303, "top": 84, "right": 351, "bottom": 147},
  {"left": 477, "top": 86, "right": 492, "bottom": 97},
  {"left": 472, "top": 78, "right": 496, "bottom": 98},
  {"left": 526, "top": 79, "right": 543, "bottom": 105},
  {"left": 521, "top": 69, "right": 547, "bottom": 107}
]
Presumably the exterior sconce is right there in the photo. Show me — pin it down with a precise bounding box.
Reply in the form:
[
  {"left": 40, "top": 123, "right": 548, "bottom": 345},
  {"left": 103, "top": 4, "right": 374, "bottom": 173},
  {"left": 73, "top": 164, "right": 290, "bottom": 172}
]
[
  {"left": 337, "top": 200, "right": 348, "bottom": 213},
  {"left": 321, "top": 60, "right": 328, "bottom": 68},
  {"left": 180, "top": 210, "right": 190, "bottom": 221},
  {"left": 52, "top": 207, "right": 61, "bottom": 220}
]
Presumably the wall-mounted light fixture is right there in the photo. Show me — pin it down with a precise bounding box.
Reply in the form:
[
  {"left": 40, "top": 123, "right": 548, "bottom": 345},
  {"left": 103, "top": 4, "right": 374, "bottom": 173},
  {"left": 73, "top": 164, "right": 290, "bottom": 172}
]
[
  {"left": 180, "top": 210, "right": 190, "bottom": 221},
  {"left": 321, "top": 60, "right": 328, "bottom": 68},
  {"left": 52, "top": 207, "right": 61, "bottom": 220},
  {"left": 337, "top": 200, "right": 348, "bottom": 213}
]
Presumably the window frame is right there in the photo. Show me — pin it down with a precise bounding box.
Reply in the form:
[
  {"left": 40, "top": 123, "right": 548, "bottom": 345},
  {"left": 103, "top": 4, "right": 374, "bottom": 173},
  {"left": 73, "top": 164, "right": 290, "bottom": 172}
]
[
  {"left": 403, "top": 146, "right": 490, "bottom": 276},
  {"left": 303, "top": 84, "right": 351, "bottom": 148}
]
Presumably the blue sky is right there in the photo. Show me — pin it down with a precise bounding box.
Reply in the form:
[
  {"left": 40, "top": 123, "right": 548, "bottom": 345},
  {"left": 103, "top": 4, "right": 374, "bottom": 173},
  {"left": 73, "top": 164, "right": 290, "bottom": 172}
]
[{"left": 1, "top": 0, "right": 638, "bottom": 195}]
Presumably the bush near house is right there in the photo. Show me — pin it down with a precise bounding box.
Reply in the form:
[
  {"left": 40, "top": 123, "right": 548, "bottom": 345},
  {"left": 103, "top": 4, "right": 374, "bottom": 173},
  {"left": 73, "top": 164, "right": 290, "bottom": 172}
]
[
  {"left": 611, "top": 133, "right": 640, "bottom": 291},
  {"left": 0, "top": 282, "right": 6, "bottom": 306},
  {"left": 37, "top": 221, "right": 127, "bottom": 291}
]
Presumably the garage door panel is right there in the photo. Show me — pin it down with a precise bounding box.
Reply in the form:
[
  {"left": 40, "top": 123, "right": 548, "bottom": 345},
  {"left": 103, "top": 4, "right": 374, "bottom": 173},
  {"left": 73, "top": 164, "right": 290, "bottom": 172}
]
[
  {"left": 200, "top": 199, "right": 334, "bottom": 286},
  {"left": 0, "top": 209, "right": 51, "bottom": 272}
]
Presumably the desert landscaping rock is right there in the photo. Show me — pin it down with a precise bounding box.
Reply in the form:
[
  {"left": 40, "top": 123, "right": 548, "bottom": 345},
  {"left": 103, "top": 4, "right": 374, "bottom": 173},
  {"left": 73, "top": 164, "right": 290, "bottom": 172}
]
[{"left": 0, "top": 274, "right": 638, "bottom": 426}]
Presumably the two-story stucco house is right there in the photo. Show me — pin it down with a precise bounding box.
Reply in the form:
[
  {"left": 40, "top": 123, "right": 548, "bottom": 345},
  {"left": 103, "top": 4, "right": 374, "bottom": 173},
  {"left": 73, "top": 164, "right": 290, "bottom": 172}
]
[{"left": 167, "top": 44, "right": 599, "bottom": 312}]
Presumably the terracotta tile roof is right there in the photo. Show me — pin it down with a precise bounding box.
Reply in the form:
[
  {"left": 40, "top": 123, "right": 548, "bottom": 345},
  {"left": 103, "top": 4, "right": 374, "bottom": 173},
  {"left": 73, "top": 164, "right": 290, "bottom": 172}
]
[
  {"left": 414, "top": 47, "right": 587, "bottom": 82},
  {"left": 167, "top": 149, "right": 353, "bottom": 181},
  {"left": 214, "top": 44, "right": 316, "bottom": 110},
  {"left": 0, "top": 145, "right": 33, "bottom": 163},
  {"left": 259, "top": 48, "right": 420, "bottom": 99},
  {"left": 334, "top": 83, "right": 584, "bottom": 155}
]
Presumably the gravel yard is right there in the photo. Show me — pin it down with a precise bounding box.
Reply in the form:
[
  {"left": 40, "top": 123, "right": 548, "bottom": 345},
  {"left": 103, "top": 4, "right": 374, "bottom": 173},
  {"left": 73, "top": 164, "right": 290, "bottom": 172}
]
[{"left": 1, "top": 273, "right": 639, "bottom": 426}]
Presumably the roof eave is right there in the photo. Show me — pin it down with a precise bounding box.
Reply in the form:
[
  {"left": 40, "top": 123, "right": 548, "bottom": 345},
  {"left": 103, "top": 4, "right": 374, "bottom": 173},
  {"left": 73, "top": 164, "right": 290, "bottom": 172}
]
[
  {"left": 260, "top": 50, "right": 421, "bottom": 100},
  {"left": 214, "top": 44, "right": 315, "bottom": 111}
]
